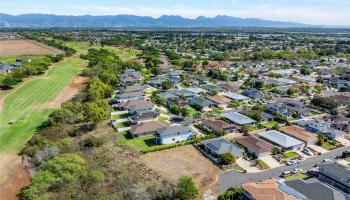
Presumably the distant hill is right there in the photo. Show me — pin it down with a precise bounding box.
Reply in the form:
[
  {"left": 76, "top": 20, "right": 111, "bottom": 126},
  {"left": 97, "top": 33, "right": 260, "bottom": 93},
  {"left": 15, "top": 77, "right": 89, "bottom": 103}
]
[{"left": 0, "top": 13, "right": 315, "bottom": 28}]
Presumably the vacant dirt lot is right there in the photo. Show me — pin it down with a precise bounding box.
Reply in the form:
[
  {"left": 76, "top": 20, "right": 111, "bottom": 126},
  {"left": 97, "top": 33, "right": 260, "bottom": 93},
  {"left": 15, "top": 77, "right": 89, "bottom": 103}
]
[
  {"left": 142, "top": 145, "right": 221, "bottom": 191},
  {"left": 0, "top": 40, "right": 59, "bottom": 57}
]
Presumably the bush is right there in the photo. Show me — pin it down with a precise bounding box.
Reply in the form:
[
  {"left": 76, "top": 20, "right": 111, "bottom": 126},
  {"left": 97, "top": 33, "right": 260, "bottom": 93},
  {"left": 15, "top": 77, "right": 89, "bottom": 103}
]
[
  {"left": 177, "top": 175, "right": 199, "bottom": 200},
  {"left": 219, "top": 152, "right": 236, "bottom": 165},
  {"left": 218, "top": 187, "right": 243, "bottom": 200}
]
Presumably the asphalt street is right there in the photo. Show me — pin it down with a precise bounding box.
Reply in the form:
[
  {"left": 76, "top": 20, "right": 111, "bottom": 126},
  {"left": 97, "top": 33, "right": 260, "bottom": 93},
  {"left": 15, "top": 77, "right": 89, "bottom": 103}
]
[{"left": 214, "top": 145, "right": 350, "bottom": 194}]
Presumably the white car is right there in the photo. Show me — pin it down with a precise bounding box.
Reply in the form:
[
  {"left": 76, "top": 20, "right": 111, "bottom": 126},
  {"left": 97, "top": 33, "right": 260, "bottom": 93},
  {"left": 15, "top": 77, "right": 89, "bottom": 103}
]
[
  {"left": 297, "top": 157, "right": 306, "bottom": 162},
  {"left": 292, "top": 168, "right": 304, "bottom": 174},
  {"left": 323, "top": 159, "right": 332, "bottom": 162},
  {"left": 286, "top": 161, "right": 294, "bottom": 166},
  {"left": 282, "top": 171, "right": 292, "bottom": 177}
]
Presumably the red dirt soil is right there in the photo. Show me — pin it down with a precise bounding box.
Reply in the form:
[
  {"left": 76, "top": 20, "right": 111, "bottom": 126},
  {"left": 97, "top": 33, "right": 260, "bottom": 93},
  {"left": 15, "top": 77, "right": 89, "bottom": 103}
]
[{"left": 0, "top": 155, "right": 30, "bottom": 200}]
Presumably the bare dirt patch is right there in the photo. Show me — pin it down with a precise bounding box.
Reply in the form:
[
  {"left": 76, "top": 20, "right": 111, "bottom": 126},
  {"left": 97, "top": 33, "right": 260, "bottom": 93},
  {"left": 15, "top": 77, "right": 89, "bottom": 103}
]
[
  {"left": 46, "top": 76, "right": 89, "bottom": 109},
  {"left": 0, "top": 154, "right": 30, "bottom": 200},
  {"left": 0, "top": 40, "right": 59, "bottom": 57},
  {"left": 141, "top": 145, "right": 222, "bottom": 191}
]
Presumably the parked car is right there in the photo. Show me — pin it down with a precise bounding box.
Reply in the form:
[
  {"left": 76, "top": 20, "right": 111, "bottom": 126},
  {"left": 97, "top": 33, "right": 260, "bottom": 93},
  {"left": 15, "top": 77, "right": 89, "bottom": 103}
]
[
  {"left": 292, "top": 168, "right": 303, "bottom": 174},
  {"left": 302, "top": 148, "right": 314, "bottom": 156},
  {"left": 297, "top": 157, "right": 305, "bottom": 163},
  {"left": 323, "top": 159, "right": 332, "bottom": 162},
  {"left": 281, "top": 171, "right": 292, "bottom": 177}
]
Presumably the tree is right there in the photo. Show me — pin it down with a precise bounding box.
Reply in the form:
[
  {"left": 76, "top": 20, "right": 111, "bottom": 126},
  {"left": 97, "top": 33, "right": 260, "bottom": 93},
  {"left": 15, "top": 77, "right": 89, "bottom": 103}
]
[
  {"left": 84, "top": 100, "right": 109, "bottom": 124},
  {"left": 271, "top": 147, "right": 282, "bottom": 155},
  {"left": 253, "top": 80, "right": 264, "bottom": 89},
  {"left": 177, "top": 175, "right": 199, "bottom": 200},
  {"left": 219, "top": 152, "right": 236, "bottom": 165},
  {"left": 218, "top": 187, "right": 244, "bottom": 200},
  {"left": 161, "top": 80, "right": 173, "bottom": 90},
  {"left": 317, "top": 134, "right": 326, "bottom": 146},
  {"left": 180, "top": 107, "right": 190, "bottom": 117}
]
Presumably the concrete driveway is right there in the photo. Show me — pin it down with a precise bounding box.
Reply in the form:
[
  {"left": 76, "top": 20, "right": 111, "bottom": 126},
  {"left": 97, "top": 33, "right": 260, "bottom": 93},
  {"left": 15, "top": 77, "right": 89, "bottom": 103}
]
[
  {"left": 236, "top": 158, "right": 260, "bottom": 173},
  {"left": 260, "top": 155, "right": 282, "bottom": 168}
]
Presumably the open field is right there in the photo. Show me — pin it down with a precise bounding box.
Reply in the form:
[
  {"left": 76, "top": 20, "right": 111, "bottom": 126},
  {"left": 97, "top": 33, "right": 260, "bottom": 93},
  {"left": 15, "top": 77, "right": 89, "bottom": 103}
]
[
  {"left": 0, "top": 40, "right": 59, "bottom": 57},
  {"left": 0, "top": 58, "right": 86, "bottom": 153},
  {"left": 142, "top": 145, "right": 222, "bottom": 191},
  {"left": 66, "top": 41, "right": 139, "bottom": 61}
]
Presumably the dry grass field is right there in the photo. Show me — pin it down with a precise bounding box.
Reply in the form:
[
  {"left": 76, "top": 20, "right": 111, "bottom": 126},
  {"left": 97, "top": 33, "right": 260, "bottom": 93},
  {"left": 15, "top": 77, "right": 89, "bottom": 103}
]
[
  {"left": 142, "top": 145, "right": 222, "bottom": 191},
  {"left": 0, "top": 40, "right": 59, "bottom": 57}
]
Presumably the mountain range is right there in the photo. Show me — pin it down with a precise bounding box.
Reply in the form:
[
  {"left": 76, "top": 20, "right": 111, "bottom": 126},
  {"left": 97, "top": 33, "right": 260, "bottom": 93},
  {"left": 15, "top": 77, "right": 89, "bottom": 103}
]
[{"left": 0, "top": 13, "right": 346, "bottom": 28}]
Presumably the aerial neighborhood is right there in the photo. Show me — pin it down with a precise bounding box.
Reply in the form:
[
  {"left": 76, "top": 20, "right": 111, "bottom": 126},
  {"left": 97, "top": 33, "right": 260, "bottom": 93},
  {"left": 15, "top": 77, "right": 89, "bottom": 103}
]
[{"left": 1, "top": 16, "right": 350, "bottom": 200}]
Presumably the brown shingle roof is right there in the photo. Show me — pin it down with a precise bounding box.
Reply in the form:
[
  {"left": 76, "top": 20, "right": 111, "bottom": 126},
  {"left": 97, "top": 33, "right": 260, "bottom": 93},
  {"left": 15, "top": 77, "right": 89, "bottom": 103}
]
[
  {"left": 279, "top": 125, "right": 316, "bottom": 143},
  {"left": 130, "top": 121, "right": 168, "bottom": 136},
  {"left": 202, "top": 119, "right": 235, "bottom": 132},
  {"left": 119, "top": 99, "right": 153, "bottom": 110},
  {"left": 235, "top": 135, "right": 273, "bottom": 153},
  {"left": 242, "top": 179, "right": 299, "bottom": 200},
  {"left": 207, "top": 95, "right": 231, "bottom": 105}
]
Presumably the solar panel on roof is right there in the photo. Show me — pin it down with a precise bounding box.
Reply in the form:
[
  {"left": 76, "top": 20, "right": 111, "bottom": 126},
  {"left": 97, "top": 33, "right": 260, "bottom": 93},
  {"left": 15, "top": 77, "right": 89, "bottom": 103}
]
[{"left": 206, "top": 143, "right": 219, "bottom": 151}]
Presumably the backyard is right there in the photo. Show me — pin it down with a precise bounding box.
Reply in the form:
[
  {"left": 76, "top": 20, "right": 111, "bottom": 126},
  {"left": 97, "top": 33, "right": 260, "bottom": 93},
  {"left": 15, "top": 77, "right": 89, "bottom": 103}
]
[{"left": 117, "top": 132, "right": 192, "bottom": 153}]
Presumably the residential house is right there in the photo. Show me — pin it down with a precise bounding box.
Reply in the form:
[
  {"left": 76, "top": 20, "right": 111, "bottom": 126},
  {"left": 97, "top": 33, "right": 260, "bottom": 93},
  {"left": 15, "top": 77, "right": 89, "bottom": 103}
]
[
  {"left": 128, "top": 110, "right": 160, "bottom": 124},
  {"left": 242, "top": 88, "right": 262, "bottom": 100},
  {"left": 242, "top": 179, "right": 307, "bottom": 200},
  {"left": 185, "top": 87, "right": 206, "bottom": 95},
  {"left": 201, "top": 119, "right": 236, "bottom": 133},
  {"left": 118, "top": 84, "right": 143, "bottom": 94},
  {"left": 207, "top": 95, "right": 231, "bottom": 107},
  {"left": 201, "top": 84, "right": 224, "bottom": 95},
  {"left": 218, "top": 81, "right": 241, "bottom": 92},
  {"left": 323, "top": 114, "right": 350, "bottom": 134},
  {"left": 156, "top": 91, "right": 178, "bottom": 100},
  {"left": 279, "top": 125, "right": 317, "bottom": 145},
  {"left": 318, "top": 162, "right": 350, "bottom": 194},
  {"left": 285, "top": 178, "right": 350, "bottom": 200},
  {"left": 272, "top": 78, "right": 298, "bottom": 86},
  {"left": 188, "top": 96, "right": 215, "bottom": 110},
  {"left": 235, "top": 135, "right": 274, "bottom": 158},
  {"left": 297, "top": 119, "right": 346, "bottom": 140},
  {"left": 115, "top": 91, "right": 143, "bottom": 102},
  {"left": 200, "top": 137, "right": 243, "bottom": 160},
  {"left": 258, "top": 130, "right": 305, "bottom": 150},
  {"left": 118, "top": 99, "right": 153, "bottom": 112},
  {"left": 240, "top": 110, "right": 274, "bottom": 122},
  {"left": 130, "top": 121, "right": 168, "bottom": 138},
  {"left": 155, "top": 125, "right": 192, "bottom": 145},
  {"left": 174, "top": 89, "right": 196, "bottom": 99},
  {"left": 265, "top": 99, "right": 309, "bottom": 119},
  {"left": 119, "top": 69, "right": 141, "bottom": 84},
  {"left": 224, "top": 92, "right": 250, "bottom": 103},
  {"left": 221, "top": 111, "right": 256, "bottom": 126}
]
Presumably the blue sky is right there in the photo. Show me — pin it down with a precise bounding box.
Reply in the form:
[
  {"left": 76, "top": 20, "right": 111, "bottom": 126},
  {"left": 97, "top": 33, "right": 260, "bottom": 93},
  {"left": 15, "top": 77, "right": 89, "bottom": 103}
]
[{"left": 1, "top": 0, "right": 350, "bottom": 25}]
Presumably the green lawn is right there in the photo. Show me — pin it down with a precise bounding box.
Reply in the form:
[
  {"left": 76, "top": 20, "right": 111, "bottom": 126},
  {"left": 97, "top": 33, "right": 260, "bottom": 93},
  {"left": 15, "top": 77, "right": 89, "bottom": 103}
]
[
  {"left": 117, "top": 132, "right": 191, "bottom": 153},
  {"left": 0, "top": 56, "right": 18, "bottom": 63},
  {"left": 260, "top": 121, "right": 280, "bottom": 129},
  {"left": 0, "top": 58, "right": 85, "bottom": 153},
  {"left": 256, "top": 159, "right": 270, "bottom": 170},
  {"left": 322, "top": 141, "right": 337, "bottom": 150},
  {"left": 284, "top": 151, "right": 299, "bottom": 159},
  {"left": 285, "top": 173, "right": 308, "bottom": 181},
  {"left": 65, "top": 41, "right": 139, "bottom": 61}
]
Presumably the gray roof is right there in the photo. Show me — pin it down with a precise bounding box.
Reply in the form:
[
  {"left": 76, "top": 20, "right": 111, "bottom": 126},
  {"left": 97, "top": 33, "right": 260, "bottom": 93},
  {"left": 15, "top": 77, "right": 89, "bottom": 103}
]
[
  {"left": 156, "top": 92, "right": 178, "bottom": 99},
  {"left": 221, "top": 112, "right": 256, "bottom": 125},
  {"left": 156, "top": 125, "right": 192, "bottom": 137},
  {"left": 319, "top": 162, "right": 350, "bottom": 187},
  {"left": 258, "top": 130, "right": 304, "bottom": 148},
  {"left": 224, "top": 92, "right": 250, "bottom": 101},
  {"left": 201, "top": 137, "right": 243, "bottom": 158},
  {"left": 285, "top": 178, "right": 350, "bottom": 200}
]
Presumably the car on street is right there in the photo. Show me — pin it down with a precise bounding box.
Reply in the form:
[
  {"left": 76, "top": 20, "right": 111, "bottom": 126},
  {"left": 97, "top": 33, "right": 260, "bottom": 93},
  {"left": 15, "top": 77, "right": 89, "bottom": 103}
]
[
  {"left": 292, "top": 168, "right": 303, "bottom": 174},
  {"left": 302, "top": 148, "right": 314, "bottom": 156},
  {"left": 281, "top": 171, "right": 292, "bottom": 177}
]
